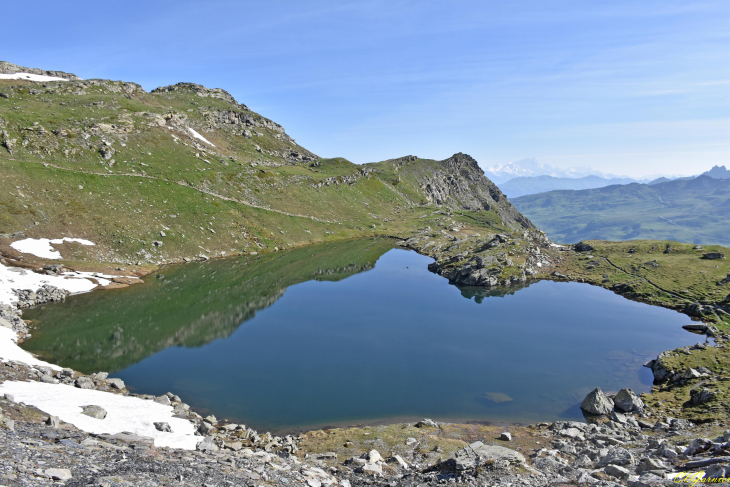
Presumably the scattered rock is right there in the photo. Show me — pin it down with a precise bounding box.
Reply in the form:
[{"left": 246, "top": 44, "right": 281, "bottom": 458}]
[
  {"left": 499, "top": 431, "right": 512, "bottom": 441},
  {"left": 604, "top": 464, "right": 630, "bottom": 479},
  {"left": 414, "top": 418, "right": 438, "bottom": 428},
  {"left": 690, "top": 387, "right": 716, "bottom": 405},
  {"left": 45, "top": 468, "right": 73, "bottom": 481},
  {"left": 702, "top": 252, "right": 725, "bottom": 260}
]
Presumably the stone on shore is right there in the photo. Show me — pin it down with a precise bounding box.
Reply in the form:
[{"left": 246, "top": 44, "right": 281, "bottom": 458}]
[
  {"left": 106, "top": 378, "right": 125, "bottom": 389},
  {"left": 580, "top": 387, "right": 614, "bottom": 415},
  {"left": 613, "top": 388, "right": 644, "bottom": 412}
]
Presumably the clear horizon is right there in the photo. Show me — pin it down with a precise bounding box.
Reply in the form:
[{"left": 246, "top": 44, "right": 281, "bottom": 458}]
[{"left": 2, "top": 1, "right": 728, "bottom": 178}]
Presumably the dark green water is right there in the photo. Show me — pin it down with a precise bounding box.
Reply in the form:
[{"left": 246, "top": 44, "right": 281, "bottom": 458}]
[{"left": 22, "top": 238, "right": 698, "bottom": 433}]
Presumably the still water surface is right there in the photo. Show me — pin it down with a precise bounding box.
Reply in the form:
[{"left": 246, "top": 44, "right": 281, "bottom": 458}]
[{"left": 22, "top": 239, "right": 698, "bottom": 432}]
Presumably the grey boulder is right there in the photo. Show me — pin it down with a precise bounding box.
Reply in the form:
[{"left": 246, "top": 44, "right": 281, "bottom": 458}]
[
  {"left": 454, "top": 441, "right": 525, "bottom": 470},
  {"left": 580, "top": 387, "right": 614, "bottom": 415},
  {"left": 613, "top": 388, "right": 644, "bottom": 412},
  {"left": 80, "top": 405, "right": 107, "bottom": 420}
]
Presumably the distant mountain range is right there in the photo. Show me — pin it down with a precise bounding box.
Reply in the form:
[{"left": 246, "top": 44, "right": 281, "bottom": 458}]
[
  {"left": 511, "top": 175, "right": 730, "bottom": 245},
  {"left": 490, "top": 159, "right": 729, "bottom": 198},
  {"left": 499, "top": 175, "right": 648, "bottom": 198},
  {"left": 483, "top": 158, "right": 627, "bottom": 184}
]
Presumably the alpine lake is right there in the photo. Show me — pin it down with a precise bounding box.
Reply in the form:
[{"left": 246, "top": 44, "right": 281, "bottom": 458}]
[{"left": 20, "top": 238, "right": 700, "bottom": 434}]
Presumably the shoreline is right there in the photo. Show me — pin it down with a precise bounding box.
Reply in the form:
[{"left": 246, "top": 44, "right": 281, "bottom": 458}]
[{"left": 1, "top": 236, "right": 729, "bottom": 485}]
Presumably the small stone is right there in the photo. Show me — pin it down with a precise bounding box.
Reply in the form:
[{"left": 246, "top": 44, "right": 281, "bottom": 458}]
[
  {"left": 604, "top": 464, "right": 630, "bottom": 479},
  {"left": 153, "top": 422, "right": 172, "bottom": 432},
  {"left": 366, "top": 449, "right": 383, "bottom": 463},
  {"left": 357, "top": 463, "right": 382, "bottom": 475},
  {"left": 500, "top": 431, "right": 512, "bottom": 441},
  {"left": 389, "top": 455, "right": 409, "bottom": 469},
  {"left": 75, "top": 376, "right": 95, "bottom": 389},
  {"left": 45, "top": 468, "right": 73, "bottom": 480},
  {"left": 154, "top": 395, "right": 171, "bottom": 406},
  {"left": 196, "top": 436, "right": 218, "bottom": 452},
  {"left": 414, "top": 418, "right": 439, "bottom": 428},
  {"left": 81, "top": 405, "right": 107, "bottom": 419},
  {"left": 106, "top": 378, "right": 125, "bottom": 389},
  {"left": 198, "top": 422, "right": 216, "bottom": 435},
  {"left": 46, "top": 415, "right": 60, "bottom": 428}
]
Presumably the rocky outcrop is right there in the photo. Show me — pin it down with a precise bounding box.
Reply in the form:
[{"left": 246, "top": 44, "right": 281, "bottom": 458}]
[
  {"left": 0, "top": 61, "right": 81, "bottom": 80},
  {"left": 12, "top": 285, "right": 69, "bottom": 309},
  {"left": 412, "top": 153, "right": 534, "bottom": 231},
  {"left": 152, "top": 82, "right": 241, "bottom": 106}
]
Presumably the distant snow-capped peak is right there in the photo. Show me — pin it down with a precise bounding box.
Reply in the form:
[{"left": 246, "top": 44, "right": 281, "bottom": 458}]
[{"left": 483, "top": 158, "right": 625, "bottom": 183}]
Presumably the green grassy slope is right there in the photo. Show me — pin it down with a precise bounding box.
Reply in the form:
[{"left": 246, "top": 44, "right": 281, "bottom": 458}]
[
  {"left": 511, "top": 177, "right": 730, "bottom": 245},
  {"left": 0, "top": 77, "right": 531, "bottom": 265}
]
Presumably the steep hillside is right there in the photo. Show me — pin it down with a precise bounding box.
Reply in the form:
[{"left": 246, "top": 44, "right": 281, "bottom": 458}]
[
  {"left": 512, "top": 176, "right": 730, "bottom": 245},
  {"left": 0, "top": 65, "right": 535, "bottom": 273}
]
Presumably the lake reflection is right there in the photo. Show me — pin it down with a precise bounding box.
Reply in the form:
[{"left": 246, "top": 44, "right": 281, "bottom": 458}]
[{"left": 23, "top": 239, "right": 697, "bottom": 433}]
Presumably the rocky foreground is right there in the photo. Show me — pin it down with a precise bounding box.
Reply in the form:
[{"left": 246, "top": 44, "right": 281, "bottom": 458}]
[{"left": 1, "top": 327, "right": 730, "bottom": 486}]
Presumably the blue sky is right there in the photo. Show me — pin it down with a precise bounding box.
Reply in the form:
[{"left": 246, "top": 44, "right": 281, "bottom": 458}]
[{"left": 2, "top": 1, "right": 729, "bottom": 177}]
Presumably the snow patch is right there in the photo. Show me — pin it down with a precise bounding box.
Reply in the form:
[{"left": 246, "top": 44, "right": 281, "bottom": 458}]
[
  {"left": 0, "top": 261, "right": 138, "bottom": 306},
  {"left": 0, "top": 380, "right": 199, "bottom": 449},
  {"left": 0, "top": 262, "right": 100, "bottom": 306},
  {"left": 10, "top": 237, "right": 96, "bottom": 260},
  {"left": 188, "top": 127, "right": 216, "bottom": 147},
  {"left": 0, "top": 72, "right": 70, "bottom": 82},
  {"left": 0, "top": 327, "right": 59, "bottom": 370}
]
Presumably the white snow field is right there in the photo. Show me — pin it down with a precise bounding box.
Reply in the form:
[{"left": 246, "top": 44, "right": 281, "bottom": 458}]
[
  {"left": 0, "top": 381, "right": 199, "bottom": 449},
  {"left": 0, "top": 72, "right": 70, "bottom": 82}
]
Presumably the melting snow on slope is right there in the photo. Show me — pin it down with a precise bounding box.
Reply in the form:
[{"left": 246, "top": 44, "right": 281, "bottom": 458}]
[
  {"left": 0, "top": 261, "right": 139, "bottom": 306},
  {"left": 10, "top": 237, "right": 96, "bottom": 260},
  {"left": 188, "top": 127, "right": 216, "bottom": 147},
  {"left": 0, "top": 381, "right": 199, "bottom": 449},
  {"left": 0, "top": 72, "right": 70, "bottom": 82},
  {"left": 0, "top": 263, "right": 97, "bottom": 306},
  {"left": 0, "top": 327, "right": 59, "bottom": 369}
]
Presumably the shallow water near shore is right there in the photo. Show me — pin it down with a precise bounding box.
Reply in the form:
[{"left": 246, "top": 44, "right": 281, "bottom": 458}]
[{"left": 22, "top": 238, "right": 699, "bottom": 433}]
